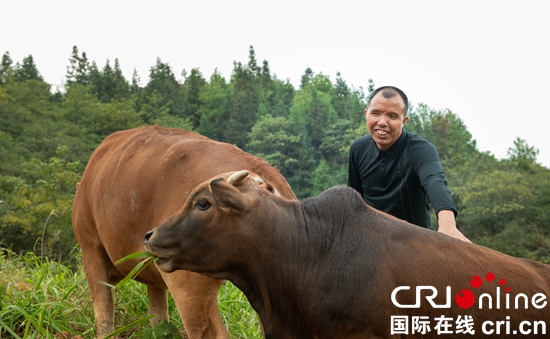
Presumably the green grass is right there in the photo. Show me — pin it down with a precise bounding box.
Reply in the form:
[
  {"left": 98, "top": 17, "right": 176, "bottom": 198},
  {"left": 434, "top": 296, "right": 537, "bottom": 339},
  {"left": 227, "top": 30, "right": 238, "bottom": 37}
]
[{"left": 0, "top": 247, "right": 262, "bottom": 338}]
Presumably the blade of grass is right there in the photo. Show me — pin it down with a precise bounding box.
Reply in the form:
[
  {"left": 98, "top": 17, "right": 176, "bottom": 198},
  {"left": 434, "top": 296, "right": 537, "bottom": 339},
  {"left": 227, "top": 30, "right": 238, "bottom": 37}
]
[
  {"left": 114, "top": 251, "right": 156, "bottom": 265},
  {"left": 116, "top": 256, "right": 156, "bottom": 287},
  {"left": 0, "top": 320, "right": 22, "bottom": 339},
  {"left": 114, "top": 252, "right": 157, "bottom": 287},
  {"left": 103, "top": 314, "right": 155, "bottom": 339},
  {"left": 60, "top": 284, "right": 78, "bottom": 302}
]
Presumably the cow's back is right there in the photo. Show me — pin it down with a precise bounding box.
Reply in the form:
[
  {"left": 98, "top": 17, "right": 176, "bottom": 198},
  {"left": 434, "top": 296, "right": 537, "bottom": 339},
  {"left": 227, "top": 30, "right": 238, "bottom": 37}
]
[{"left": 73, "top": 125, "right": 293, "bottom": 283}]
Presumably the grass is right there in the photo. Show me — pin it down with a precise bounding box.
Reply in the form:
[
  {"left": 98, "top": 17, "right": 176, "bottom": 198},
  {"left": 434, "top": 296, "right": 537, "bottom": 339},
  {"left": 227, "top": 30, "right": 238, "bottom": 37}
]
[{"left": 0, "top": 247, "right": 262, "bottom": 338}]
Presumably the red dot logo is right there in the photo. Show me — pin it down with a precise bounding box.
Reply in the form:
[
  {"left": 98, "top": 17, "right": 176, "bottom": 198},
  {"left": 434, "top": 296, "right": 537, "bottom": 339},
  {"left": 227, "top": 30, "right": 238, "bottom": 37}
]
[
  {"left": 457, "top": 272, "right": 512, "bottom": 310},
  {"left": 456, "top": 289, "right": 476, "bottom": 309},
  {"left": 469, "top": 275, "right": 483, "bottom": 288}
]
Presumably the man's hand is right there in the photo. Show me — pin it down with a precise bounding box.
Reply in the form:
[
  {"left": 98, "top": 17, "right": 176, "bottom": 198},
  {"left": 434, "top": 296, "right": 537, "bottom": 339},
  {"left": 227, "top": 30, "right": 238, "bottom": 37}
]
[{"left": 437, "top": 210, "right": 471, "bottom": 243}]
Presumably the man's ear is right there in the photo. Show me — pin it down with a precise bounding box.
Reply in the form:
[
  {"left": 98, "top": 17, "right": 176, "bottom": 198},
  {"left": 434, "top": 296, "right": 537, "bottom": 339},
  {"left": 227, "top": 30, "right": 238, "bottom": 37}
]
[
  {"left": 402, "top": 115, "right": 409, "bottom": 125},
  {"left": 210, "top": 178, "right": 253, "bottom": 212}
]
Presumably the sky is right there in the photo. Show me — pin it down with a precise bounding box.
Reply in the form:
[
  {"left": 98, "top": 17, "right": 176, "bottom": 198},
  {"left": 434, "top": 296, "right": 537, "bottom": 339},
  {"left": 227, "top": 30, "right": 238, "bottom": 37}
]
[{"left": 3, "top": 1, "right": 549, "bottom": 168}]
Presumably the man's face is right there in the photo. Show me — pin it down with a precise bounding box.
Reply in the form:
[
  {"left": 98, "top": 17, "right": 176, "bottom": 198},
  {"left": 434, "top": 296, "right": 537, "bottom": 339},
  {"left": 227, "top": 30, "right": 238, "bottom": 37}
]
[{"left": 364, "top": 92, "right": 408, "bottom": 151}]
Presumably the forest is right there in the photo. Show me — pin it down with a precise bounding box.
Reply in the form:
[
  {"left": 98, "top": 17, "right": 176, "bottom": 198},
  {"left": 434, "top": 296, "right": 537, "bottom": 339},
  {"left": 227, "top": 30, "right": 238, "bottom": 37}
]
[{"left": 1, "top": 45, "right": 550, "bottom": 263}]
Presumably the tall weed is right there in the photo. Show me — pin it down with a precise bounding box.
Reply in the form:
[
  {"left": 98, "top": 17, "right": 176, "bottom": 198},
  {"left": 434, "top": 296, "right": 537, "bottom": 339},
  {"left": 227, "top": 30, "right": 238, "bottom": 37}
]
[{"left": 0, "top": 248, "right": 261, "bottom": 338}]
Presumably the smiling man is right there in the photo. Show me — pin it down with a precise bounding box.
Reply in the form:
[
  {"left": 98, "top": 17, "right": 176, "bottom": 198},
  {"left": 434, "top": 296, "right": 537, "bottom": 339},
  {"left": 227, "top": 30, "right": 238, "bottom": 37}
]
[{"left": 348, "top": 86, "right": 470, "bottom": 242}]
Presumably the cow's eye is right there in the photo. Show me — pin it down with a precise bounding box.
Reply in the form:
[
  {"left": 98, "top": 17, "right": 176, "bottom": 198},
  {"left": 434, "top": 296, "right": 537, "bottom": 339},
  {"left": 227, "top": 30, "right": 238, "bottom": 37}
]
[{"left": 195, "top": 198, "right": 211, "bottom": 211}]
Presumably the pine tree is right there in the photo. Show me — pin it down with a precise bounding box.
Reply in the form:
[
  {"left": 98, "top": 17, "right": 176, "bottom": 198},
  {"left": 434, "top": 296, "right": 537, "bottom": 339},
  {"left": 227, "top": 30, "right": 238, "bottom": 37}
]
[
  {"left": 300, "top": 67, "right": 314, "bottom": 89},
  {"left": 100, "top": 59, "right": 115, "bottom": 102},
  {"left": 140, "top": 57, "right": 183, "bottom": 121},
  {"left": 15, "top": 55, "right": 43, "bottom": 82},
  {"left": 0, "top": 51, "right": 14, "bottom": 84},
  {"left": 181, "top": 67, "right": 205, "bottom": 128},
  {"left": 87, "top": 61, "right": 103, "bottom": 101},
  {"left": 89, "top": 59, "right": 129, "bottom": 103},
  {"left": 247, "top": 46, "right": 260, "bottom": 77},
  {"left": 65, "top": 46, "right": 89, "bottom": 87},
  {"left": 260, "top": 60, "right": 274, "bottom": 107},
  {"left": 112, "top": 58, "right": 130, "bottom": 100},
  {"left": 197, "top": 70, "right": 228, "bottom": 140},
  {"left": 131, "top": 68, "right": 141, "bottom": 94},
  {"left": 225, "top": 60, "right": 261, "bottom": 148}
]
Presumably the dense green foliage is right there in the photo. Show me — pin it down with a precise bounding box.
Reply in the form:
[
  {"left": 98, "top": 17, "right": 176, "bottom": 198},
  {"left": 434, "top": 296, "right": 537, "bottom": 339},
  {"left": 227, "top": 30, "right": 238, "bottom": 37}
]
[
  {"left": 1, "top": 46, "right": 550, "bottom": 261},
  {"left": 1, "top": 45, "right": 550, "bottom": 337}
]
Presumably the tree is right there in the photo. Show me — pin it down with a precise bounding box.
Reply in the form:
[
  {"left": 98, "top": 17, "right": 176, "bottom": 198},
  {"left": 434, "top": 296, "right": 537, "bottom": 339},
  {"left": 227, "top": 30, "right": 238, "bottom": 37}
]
[
  {"left": 0, "top": 77, "right": 52, "bottom": 139},
  {"left": 181, "top": 67, "right": 206, "bottom": 129},
  {"left": 318, "top": 119, "right": 354, "bottom": 179},
  {"left": 112, "top": 58, "right": 130, "bottom": 100},
  {"left": 88, "top": 59, "right": 129, "bottom": 103},
  {"left": 507, "top": 137, "right": 539, "bottom": 170},
  {"left": 130, "top": 68, "right": 141, "bottom": 94},
  {"left": 247, "top": 114, "right": 301, "bottom": 169},
  {"left": 138, "top": 89, "right": 170, "bottom": 124},
  {"left": 311, "top": 158, "right": 339, "bottom": 196},
  {"left": 94, "top": 98, "right": 144, "bottom": 137},
  {"left": 0, "top": 129, "right": 26, "bottom": 176},
  {"left": 460, "top": 169, "right": 533, "bottom": 236},
  {"left": 260, "top": 60, "right": 274, "bottom": 107},
  {"left": 63, "top": 83, "right": 142, "bottom": 141},
  {"left": 197, "top": 70, "right": 228, "bottom": 139},
  {"left": 291, "top": 74, "right": 338, "bottom": 155},
  {"left": 270, "top": 78, "right": 294, "bottom": 117},
  {"left": 0, "top": 51, "right": 13, "bottom": 84},
  {"left": 1, "top": 146, "right": 82, "bottom": 258},
  {"left": 406, "top": 104, "right": 476, "bottom": 169},
  {"left": 331, "top": 72, "right": 366, "bottom": 125},
  {"left": 15, "top": 55, "right": 43, "bottom": 82},
  {"left": 367, "top": 78, "right": 375, "bottom": 94},
  {"left": 98, "top": 59, "right": 115, "bottom": 102},
  {"left": 87, "top": 61, "right": 102, "bottom": 99},
  {"left": 224, "top": 60, "right": 261, "bottom": 148},
  {"left": 300, "top": 67, "right": 314, "bottom": 89},
  {"left": 430, "top": 109, "right": 477, "bottom": 168},
  {"left": 247, "top": 45, "right": 260, "bottom": 78},
  {"left": 139, "top": 57, "right": 183, "bottom": 121},
  {"left": 65, "top": 46, "right": 89, "bottom": 87}
]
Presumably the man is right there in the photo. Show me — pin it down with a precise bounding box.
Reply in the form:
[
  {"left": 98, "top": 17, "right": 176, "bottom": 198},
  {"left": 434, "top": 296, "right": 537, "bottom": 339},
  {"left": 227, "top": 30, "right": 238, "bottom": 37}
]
[{"left": 348, "top": 86, "right": 470, "bottom": 242}]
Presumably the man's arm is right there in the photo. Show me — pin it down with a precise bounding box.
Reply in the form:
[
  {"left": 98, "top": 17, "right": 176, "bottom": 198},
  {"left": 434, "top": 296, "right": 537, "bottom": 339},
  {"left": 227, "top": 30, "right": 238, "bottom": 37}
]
[
  {"left": 437, "top": 210, "right": 471, "bottom": 242},
  {"left": 415, "top": 141, "right": 470, "bottom": 242}
]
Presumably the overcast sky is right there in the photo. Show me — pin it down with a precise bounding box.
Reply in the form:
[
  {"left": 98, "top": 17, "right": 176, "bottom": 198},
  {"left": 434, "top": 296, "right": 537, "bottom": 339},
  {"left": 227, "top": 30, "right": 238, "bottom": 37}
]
[{"left": 3, "top": 1, "right": 549, "bottom": 168}]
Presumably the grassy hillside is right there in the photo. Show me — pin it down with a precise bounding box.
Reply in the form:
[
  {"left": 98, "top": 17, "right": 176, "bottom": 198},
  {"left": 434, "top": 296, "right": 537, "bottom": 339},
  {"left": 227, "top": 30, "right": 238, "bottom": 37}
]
[{"left": 0, "top": 248, "right": 261, "bottom": 339}]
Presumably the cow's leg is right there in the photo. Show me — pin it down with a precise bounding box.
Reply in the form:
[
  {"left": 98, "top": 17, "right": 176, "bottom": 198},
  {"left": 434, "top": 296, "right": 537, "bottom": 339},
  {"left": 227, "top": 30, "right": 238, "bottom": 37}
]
[
  {"left": 81, "top": 246, "right": 116, "bottom": 339},
  {"left": 163, "top": 271, "right": 229, "bottom": 339},
  {"left": 147, "top": 285, "right": 169, "bottom": 326}
]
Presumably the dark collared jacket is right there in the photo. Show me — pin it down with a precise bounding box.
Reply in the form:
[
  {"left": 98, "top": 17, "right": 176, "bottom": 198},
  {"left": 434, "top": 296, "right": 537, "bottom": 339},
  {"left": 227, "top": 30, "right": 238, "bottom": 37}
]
[{"left": 348, "top": 129, "right": 457, "bottom": 228}]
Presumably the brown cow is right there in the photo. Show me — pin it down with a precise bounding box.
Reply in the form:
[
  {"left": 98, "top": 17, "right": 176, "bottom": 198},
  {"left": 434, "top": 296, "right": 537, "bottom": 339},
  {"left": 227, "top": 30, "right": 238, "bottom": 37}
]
[
  {"left": 72, "top": 126, "right": 295, "bottom": 339},
  {"left": 144, "top": 170, "right": 550, "bottom": 339}
]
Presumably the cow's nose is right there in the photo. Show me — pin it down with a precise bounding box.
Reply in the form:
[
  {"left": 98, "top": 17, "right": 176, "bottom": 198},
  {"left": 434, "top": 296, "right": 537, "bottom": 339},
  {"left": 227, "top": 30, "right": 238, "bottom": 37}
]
[{"left": 144, "top": 230, "right": 154, "bottom": 244}]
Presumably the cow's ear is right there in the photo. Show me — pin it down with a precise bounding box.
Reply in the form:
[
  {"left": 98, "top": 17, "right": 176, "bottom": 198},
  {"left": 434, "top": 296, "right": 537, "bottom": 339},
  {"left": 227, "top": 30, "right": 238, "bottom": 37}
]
[{"left": 210, "top": 178, "right": 253, "bottom": 212}]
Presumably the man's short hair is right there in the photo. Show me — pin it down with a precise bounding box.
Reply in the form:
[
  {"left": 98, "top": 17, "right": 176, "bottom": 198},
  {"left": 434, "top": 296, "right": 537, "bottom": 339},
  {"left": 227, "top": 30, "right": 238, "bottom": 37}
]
[{"left": 367, "top": 86, "right": 409, "bottom": 116}]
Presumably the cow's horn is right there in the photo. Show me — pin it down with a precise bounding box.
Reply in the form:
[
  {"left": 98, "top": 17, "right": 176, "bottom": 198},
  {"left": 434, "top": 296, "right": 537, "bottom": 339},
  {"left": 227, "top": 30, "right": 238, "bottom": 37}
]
[
  {"left": 227, "top": 170, "right": 249, "bottom": 186},
  {"left": 254, "top": 177, "right": 264, "bottom": 185}
]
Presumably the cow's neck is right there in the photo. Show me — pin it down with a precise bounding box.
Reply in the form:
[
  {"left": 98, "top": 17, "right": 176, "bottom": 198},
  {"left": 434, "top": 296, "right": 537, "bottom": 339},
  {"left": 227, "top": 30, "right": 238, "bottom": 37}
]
[
  {"left": 219, "top": 198, "right": 315, "bottom": 338},
  {"left": 229, "top": 189, "right": 380, "bottom": 338}
]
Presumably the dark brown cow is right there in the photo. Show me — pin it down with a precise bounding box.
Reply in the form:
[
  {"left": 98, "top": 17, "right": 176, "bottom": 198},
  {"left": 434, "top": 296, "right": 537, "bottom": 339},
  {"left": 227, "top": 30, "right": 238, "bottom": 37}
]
[
  {"left": 72, "top": 127, "right": 295, "bottom": 339},
  {"left": 145, "top": 170, "right": 550, "bottom": 339}
]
